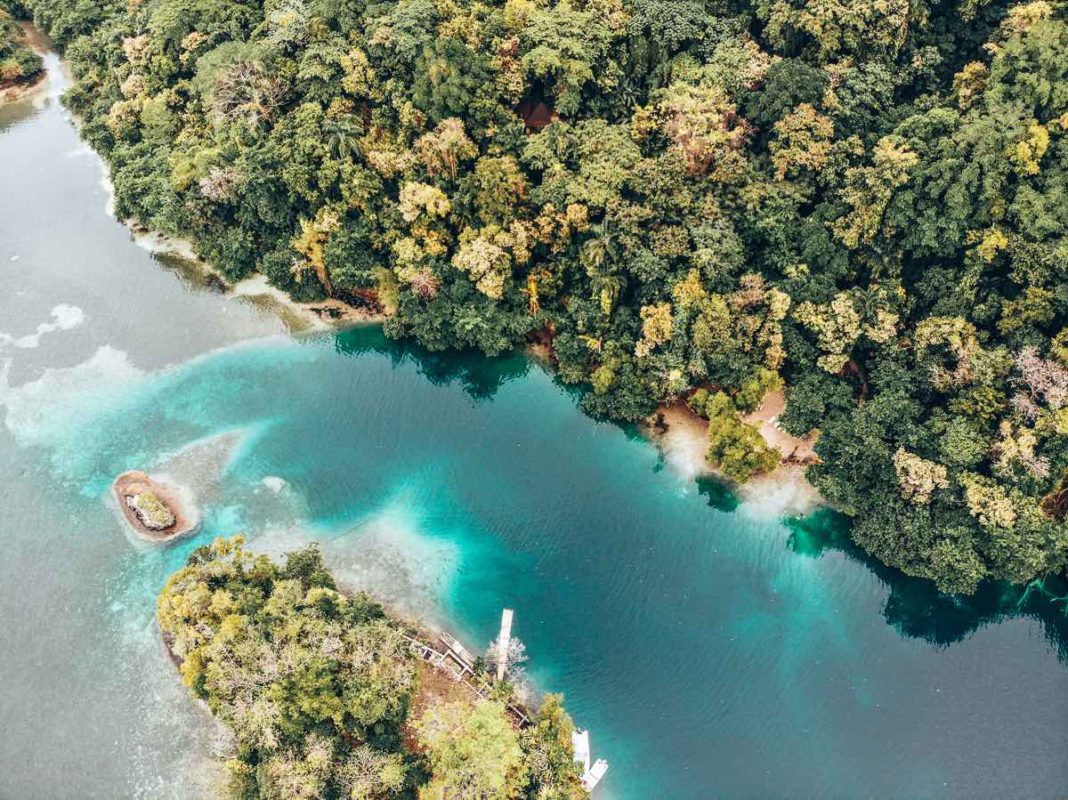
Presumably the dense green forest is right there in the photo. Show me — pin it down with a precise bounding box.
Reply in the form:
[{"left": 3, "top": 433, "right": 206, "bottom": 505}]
[
  {"left": 158, "top": 537, "right": 587, "bottom": 799},
  {"left": 0, "top": 6, "right": 41, "bottom": 84},
  {"left": 6, "top": 0, "right": 1068, "bottom": 595}
]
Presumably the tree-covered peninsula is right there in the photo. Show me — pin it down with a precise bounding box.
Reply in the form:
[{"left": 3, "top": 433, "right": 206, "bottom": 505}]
[
  {"left": 9, "top": 0, "right": 1068, "bottom": 595},
  {"left": 158, "top": 537, "right": 588, "bottom": 799},
  {"left": 0, "top": 6, "right": 41, "bottom": 87}
]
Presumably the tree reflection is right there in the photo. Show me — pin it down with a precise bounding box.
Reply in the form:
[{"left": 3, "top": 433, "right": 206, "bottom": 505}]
[
  {"left": 332, "top": 326, "right": 533, "bottom": 400},
  {"left": 696, "top": 475, "right": 741, "bottom": 513},
  {"left": 786, "top": 509, "right": 1068, "bottom": 661}
]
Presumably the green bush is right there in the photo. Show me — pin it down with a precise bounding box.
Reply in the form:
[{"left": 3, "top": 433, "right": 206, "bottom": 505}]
[
  {"left": 705, "top": 392, "right": 781, "bottom": 482},
  {"left": 0, "top": 10, "right": 42, "bottom": 82},
  {"left": 733, "top": 368, "right": 784, "bottom": 413}
]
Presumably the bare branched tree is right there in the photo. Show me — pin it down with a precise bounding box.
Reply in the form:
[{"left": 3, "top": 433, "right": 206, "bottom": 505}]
[
  {"left": 485, "top": 635, "right": 531, "bottom": 701},
  {"left": 1015, "top": 346, "right": 1068, "bottom": 411},
  {"left": 198, "top": 166, "right": 243, "bottom": 202},
  {"left": 212, "top": 61, "right": 286, "bottom": 126},
  {"left": 409, "top": 269, "right": 441, "bottom": 300}
]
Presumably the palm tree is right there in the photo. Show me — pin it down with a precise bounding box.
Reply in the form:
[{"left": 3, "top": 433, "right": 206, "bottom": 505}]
[
  {"left": 580, "top": 220, "right": 623, "bottom": 276},
  {"left": 578, "top": 334, "right": 604, "bottom": 352},
  {"left": 581, "top": 220, "right": 627, "bottom": 316},
  {"left": 324, "top": 116, "right": 361, "bottom": 161},
  {"left": 590, "top": 269, "right": 627, "bottom": 316},
  {"left": 524, "top": 273, "right": 541, "bottom": 314}
]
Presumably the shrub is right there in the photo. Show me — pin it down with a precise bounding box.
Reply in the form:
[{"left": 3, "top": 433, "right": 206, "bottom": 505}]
[{"left": 705, "top": 392, "right": 781, "bottom": 482}]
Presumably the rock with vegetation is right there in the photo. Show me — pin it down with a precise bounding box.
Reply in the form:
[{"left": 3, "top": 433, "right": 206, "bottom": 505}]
[
  {"left": 157, "top": 537, "right": 588, "bottom": 799},
  {"left": 127, "top": 491, "right": 175, "bottom": 530},
  {"left": 17, "top": 0, "right": 1068, "bottom": 594},
  {"left": 113, "top": 470, "right": 195, "bottom": 542}
]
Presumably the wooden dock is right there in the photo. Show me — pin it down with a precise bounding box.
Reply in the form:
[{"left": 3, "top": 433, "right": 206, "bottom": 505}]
[
  {"left": 402, "top": 632, "right": 531, "bottom": 728},
  {"left": 404, "top": 612, "right": 608, "bottom": 792}
]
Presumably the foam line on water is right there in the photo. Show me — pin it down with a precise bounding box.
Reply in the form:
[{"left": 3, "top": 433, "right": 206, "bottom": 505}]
[
  {"left": 0, "top": 303, "right": 85, "bottom": 349},
  {"left": 0, "top": 336, "right": 308, "bottom": 487},
  {"left": 0, "top": 344, "right": 142, "bottom": 444}
]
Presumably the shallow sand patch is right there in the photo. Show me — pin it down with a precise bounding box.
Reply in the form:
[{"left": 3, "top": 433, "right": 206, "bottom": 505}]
[
  {"left": 650, "top": 402, "right": 716, "bottom": 482},
  {"left": 736, "top": 462, "right": 822, "bottom": 517},
  {"left": 645, "top": 396, "right": 823, "bottom": 516},
  {"left": 122, "top": 233, "right": 386, "bottom": 334},
  {"left": 233, "top": 273, "right": 388, "bottom": 328},
  {"left": 0, "top": 304, "right": 85, "bottom": 349},
  {"left": 0, "top": 70, "right": 46, "bottom": 105}
]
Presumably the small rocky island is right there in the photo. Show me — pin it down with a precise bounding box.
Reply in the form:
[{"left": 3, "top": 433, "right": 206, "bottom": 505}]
[{"left": 113, "top": 470, "right": 196, "bottom": 542}]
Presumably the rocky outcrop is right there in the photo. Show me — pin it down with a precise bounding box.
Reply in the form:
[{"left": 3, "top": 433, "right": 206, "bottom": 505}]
[
  {"left": 126, "top": 491, "right": 176, "bottom": 530},
  {"left": 113, "top": 471, "right": 197, "bottom": 542}
]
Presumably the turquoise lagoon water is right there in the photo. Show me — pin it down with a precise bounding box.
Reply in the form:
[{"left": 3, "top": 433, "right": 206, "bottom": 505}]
[{"left": 2, "top": 47, "right": 1068, "bottom": 799}]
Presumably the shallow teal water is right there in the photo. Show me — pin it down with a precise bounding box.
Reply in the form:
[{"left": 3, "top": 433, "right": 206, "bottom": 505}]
[
  {"left": 2, "top": 48, "right": 1068, "bottom": 800},
  {"left": 7, "top": 325, "right": 1068, "bottom": 797}
]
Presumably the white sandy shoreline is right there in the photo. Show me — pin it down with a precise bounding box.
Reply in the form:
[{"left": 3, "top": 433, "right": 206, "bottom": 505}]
[{"left": 645, "top": 399, "right": 824, "bottom": 517}]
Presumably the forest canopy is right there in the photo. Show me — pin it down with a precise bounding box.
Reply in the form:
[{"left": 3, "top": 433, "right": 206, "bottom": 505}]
[{"left": 10, "top": 0, "right": 1068, "bottom": 595}]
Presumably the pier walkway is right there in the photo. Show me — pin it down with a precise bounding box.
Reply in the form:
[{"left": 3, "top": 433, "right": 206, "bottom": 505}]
[{"left": 401, "top": 632, "right": 532, "bottom": 728}]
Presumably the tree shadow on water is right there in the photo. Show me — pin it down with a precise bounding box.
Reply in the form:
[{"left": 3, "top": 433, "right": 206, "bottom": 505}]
[
  {"left": 785, "top": 508, "right": 1068, "bottom": 662},
  {"left": 332, "top": 326, "right": 533, "bottom": 402},
  {"left": 695, "top": 475, "right": 741, "bottom": 513},
  {"left": 326, "top": 325, "right": 1068, "bottom": 662}
]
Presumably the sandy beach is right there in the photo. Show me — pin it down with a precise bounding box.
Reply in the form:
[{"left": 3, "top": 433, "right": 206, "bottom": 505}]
[
  {"left": 125, "top": 225, "right": 388, "bottom": 333},
  {"left": 0, "top": 70, "right": 46, "bottom": 104},
  {"left": 0, "top": 23, "right": 50, "bottom": 105},
  {"left": 646, "top": 393, "right": 824, "bottom": 516}
]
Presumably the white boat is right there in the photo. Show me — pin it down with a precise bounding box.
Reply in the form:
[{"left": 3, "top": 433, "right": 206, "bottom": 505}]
[
  {"left": 572, "top": 729, "right": 609, "bottom": 791},
  {"left": 584, "top": 759, "right": 609, "bottom": 792}
]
